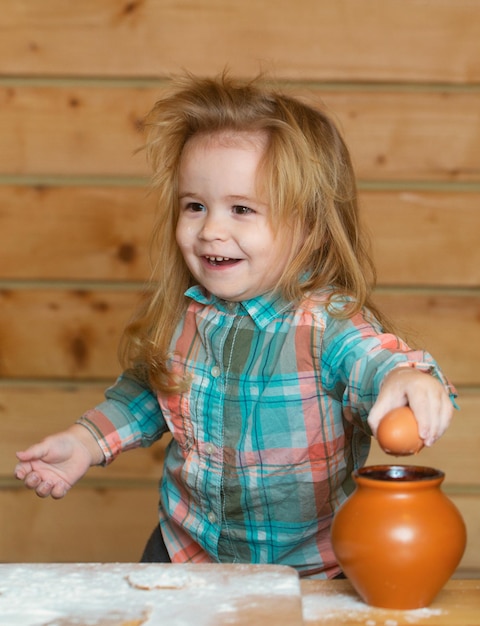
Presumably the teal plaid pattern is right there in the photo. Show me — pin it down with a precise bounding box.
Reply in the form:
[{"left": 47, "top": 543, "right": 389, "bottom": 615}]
[{"left": 79, "top": 287, "right": 454, "bottom": 578}]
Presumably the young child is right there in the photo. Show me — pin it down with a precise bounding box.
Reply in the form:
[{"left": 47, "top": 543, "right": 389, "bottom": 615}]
[{"left": 15, "top": 73, "right": 455, "bottom": 579}]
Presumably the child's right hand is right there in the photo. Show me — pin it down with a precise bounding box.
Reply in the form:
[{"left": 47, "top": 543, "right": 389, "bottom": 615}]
[{"left": 14, "top": 424, "right": 104, "bottom": 499}]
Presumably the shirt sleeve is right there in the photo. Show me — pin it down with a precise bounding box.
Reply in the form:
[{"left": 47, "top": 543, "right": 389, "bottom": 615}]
[
  {"left": 77, "top": 368, "right": 168, "bottom": 464},
  {"left": 320, "top": 308, "right": 457, "bottom": 428}
]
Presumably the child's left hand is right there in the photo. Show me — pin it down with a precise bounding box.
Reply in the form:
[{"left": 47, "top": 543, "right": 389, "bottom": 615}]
[{"left": 367, "top": 368, "right": 454, "bottom": 447}]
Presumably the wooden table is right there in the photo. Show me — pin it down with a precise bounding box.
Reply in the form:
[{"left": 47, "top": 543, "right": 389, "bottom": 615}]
[
  {"left": 301, "top": 579, "right": 480, "bottom": 625},
  {"left": 0, "top": 564, "right": 478, "bottom": 625}
]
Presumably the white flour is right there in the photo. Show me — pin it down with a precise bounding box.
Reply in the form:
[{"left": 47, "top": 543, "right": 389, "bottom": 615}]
[
  {"left": 302, "top": 591, "right": 444, "bottom": 624},
  {"left": 0, "top": 563, "right": 300, "bottom": 626}
]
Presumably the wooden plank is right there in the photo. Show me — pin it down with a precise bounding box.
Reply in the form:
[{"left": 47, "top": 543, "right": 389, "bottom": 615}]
[
  {"left": 450, "top": 494, "right": 480, "bottom": 573},
  {"left": 313, "top": 90, "right": 480, "bottom": 183},
  {"left": 367, "top": 389, "right": 480, "bottom": 486},
  {"left": 363, "top": 191, "right": 480, "bottom": 287},
  {"left": 372, "top": 291, "right": 480, "bottom": 387},
  {"left": 3, "top": 384, "right": 479, "bottom": 485},
  {"left": 0, "top": 486, "right": 159, "bottom": 563},
  {"left": 0, "top": 84, "right": 150, "bottom": 177},
  {"left": 1, "top": 186, "right": 479, "bottom": 286},
  {"left": 1, "top": 85, "right": 480, "bottom": 181},
  {"left": 1, "top": 487, "right": 478, "bottom": 569},
  {"left": 1, "top": 0, "right": 480, "bottom": 83},
  {"left": 0, "top": 382, "right": 169, "bottom": 479},
  {"left": 0, "top": 185, "right": 155, "bottom": 281},
  {"left": 0, "top": 289, "right": 478, "bottom": 384},
  {"left": 0, "top": 288, "right": 138, "bottom": 379},
  {"left": 1, "top": 383, "right": 106, "bottom": 476}
]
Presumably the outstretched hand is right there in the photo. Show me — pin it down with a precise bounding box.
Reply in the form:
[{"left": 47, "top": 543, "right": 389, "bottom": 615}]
[
  {"left": 14, "top": 424, "right": 104, "bottom": 499},
  {"left": 368, "top": 368, "right": 454, "bottom": 447}
]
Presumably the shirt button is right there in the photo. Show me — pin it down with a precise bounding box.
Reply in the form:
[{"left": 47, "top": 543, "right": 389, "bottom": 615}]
[
  {"left": 207, "top": 511, "right": 217, "bottom": 524},
  {"left": 205, "top": 442, "right": 216, "bottom": 455},
  {"left": 211, "top": 365, "right": 221, "bottom": 378}
]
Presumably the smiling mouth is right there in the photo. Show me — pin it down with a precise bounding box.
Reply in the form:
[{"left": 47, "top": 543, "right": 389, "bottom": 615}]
[{"left": 204, "top": 255, "right": 240, "bottom": 266}]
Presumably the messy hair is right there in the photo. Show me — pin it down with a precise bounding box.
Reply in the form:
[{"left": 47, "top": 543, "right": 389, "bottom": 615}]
[{"left": 120, "top": 72, "right": 385, "bottom": 393}]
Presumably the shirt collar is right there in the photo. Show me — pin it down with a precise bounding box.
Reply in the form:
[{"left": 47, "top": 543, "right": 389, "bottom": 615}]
[{"left": 185, "top": 285, "right": 293, "bottom": 329}]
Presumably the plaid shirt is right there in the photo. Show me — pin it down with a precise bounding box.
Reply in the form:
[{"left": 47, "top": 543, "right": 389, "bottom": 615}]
[{"left": 79, "top": 286, "right": 454, "bottom": 578}]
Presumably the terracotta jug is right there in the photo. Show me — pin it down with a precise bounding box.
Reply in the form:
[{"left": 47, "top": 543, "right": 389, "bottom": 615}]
[{"left": 331, "top": 465, "right": 467, "bottom": 610}]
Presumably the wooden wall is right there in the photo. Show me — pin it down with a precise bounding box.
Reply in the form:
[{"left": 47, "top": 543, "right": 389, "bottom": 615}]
[{"left": 1, "top": 1, "right": 479, "bottom": 575}]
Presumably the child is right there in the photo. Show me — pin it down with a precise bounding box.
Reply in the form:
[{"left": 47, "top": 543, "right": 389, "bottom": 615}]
[{"left": 15, "top": 73, "right": 455, "bottom": 579}]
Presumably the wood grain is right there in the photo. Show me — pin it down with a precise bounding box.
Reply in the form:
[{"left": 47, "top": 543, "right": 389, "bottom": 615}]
[
  {"left": 2, "top": 385, "right": 478, "bottom": 484},
  {"left": 372, "top": 291, "right": 480, "bottom": 387},
  {"left": 363, "top": 191, "right": 480, "bottom": 287},
  {"left": 1, "top": 0, "right": 480, "bottom": 82},
  {"left": 1, "top": 186, "right": 479, "bottom": 286},
  {"left": 0, "top": 288, "right": 137, "bottom": 379},
  {"left": 0, "top": 84, "right": 149, "bottom": 177},
  {"left": 1, "top": 484, "right": 477, "bottom": 572},
  {"left": 0, "top": 185, "right": 155, "bottom": 281},
  {"left": 1, "top": 382, "right": 170, "bottom": 479},
  {"left": 452, "top": 495, "right": 480, "bottom": 572},
  {"left": 0, "top": 288, "right": 477, "bottom": 383},
  {"left": 1, "top": 85, "right": 479, "bottom": 181},
  {"left": 0, "top": 486, "right": 159, "bottom": 563}
]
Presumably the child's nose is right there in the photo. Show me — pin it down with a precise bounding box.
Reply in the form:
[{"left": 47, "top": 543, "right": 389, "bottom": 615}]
[{"left": 199, "top": 213, "right": 228, "bottom": 240}]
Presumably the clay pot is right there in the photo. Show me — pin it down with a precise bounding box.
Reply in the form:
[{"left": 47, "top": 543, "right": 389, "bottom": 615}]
[{"left": 331, "top": 465, "right": 467, "bottom": 609}]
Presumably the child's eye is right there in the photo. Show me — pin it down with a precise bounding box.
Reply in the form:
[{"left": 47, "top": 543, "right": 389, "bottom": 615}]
[
  {"left": 186, "top": 202, "right": 206, "bottom": 212},
  {"left": 232, "top": 205, "right": 254, "bottom": 215}
]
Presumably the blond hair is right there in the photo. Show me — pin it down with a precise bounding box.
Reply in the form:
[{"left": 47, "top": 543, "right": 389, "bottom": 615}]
[{"left": 121, "top": 72, "right": 385, "bottom": 393}]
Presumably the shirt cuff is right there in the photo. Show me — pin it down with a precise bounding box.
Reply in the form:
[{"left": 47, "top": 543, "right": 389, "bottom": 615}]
[
  {"left": 386, "top": 361, "right": 459, "bottom": 409},
  {"left": 76, "top": 408, "right": 125, "bottom": 466}
]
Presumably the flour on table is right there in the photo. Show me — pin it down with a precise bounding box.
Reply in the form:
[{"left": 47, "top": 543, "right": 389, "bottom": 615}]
[
  {"left": 0, "top": 563, "right": 301, "bottom": 626},
  {"left": 126, "top": 568, "right": 209, "bottom": 590},
  {"left": 302, "top": 591, "right": 444, "bottom": 624}
]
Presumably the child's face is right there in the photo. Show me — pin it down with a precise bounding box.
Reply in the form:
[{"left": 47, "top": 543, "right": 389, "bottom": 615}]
[{"left": 176, "top": 131, "right": 296, "bottom": 302}]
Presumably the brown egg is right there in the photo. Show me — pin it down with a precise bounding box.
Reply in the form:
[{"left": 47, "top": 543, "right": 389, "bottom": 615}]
[{"left": 377, "top": 406, "right": 424, "bottom": 456}]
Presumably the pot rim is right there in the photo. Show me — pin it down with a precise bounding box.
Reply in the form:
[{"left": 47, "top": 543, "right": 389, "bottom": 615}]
[{"left": 354, "top": 464, "right": 445, "bottom": 482}]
